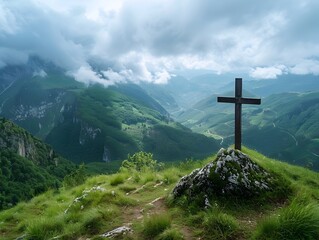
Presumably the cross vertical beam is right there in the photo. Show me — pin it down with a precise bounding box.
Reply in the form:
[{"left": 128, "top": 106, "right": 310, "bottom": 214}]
[
  {"left": 217, "top": 78, "right": 261, "bottom": 150},
  {"left": 235, "top": 78, "right": 242, "bottom": 150}
]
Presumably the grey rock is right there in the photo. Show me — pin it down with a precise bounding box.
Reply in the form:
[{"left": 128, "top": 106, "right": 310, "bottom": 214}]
[
  {"left": 100, "top": 226, "right": 132, "bottom": 238},
  {"left": 172, "top": 148, "right": 275, "bottom": 203}
]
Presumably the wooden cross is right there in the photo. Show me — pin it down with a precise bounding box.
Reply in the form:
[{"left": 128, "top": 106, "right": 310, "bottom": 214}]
[{"left": 217, "top": 78, "right": 261, "bottom": 150}]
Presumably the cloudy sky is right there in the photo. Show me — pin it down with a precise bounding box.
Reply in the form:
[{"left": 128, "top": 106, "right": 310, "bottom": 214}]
[{"left": 1, "top": 0, "right": 319, "bottom": 85}]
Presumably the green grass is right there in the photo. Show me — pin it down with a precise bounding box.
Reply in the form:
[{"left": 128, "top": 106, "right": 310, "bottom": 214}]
[
  {"left": 157, "top": 228, "right": 184, "bottom": 240},
  {"left": 252, "top": 203, "right": 319, "bottom": 240},
  {"left": 243, "top": 147, "right": 319, "bottom": 199},
  {"left": 109, "top": 173, "right": 126, "bottom": 186},
  {"left": 1, "top": 148, "right": 319, "bottom": 239},
  {"left": 80, "top": 209, "right": 105, "bottom": 235},
  {"left": 203, "top": 211, "right": 240, "bottom": 240},
  {"left": 26, "top": 216, "right": 64, "bottom": 240},
  {"left": 142, "top": 213, "right": 171, "bottom": 239}
]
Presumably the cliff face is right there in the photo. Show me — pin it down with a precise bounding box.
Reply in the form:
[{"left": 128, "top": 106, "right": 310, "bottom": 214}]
[{"left": 0, "top": 118, "right": 56, "bottom": 166}]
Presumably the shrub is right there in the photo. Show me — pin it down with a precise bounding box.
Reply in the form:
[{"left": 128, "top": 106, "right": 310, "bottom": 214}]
[
  {"left": 253, "top": 203, "right": 319, "bottom": 240},
  {"left": 142, "top": 214, "right": 171, "bottom": 238},
  {"left": 121, "top": 152, "right": 161, "bottom": 172},
  {"left": 203, "top": 211, "right": 239, "bottom": 240}
]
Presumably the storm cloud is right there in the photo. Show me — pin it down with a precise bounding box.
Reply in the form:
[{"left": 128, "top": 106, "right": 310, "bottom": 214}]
[{"left": 0, "top": 0, "right": 319, "bottom": 84}]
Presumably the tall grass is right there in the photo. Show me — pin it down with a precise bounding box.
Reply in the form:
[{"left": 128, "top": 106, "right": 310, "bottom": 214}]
[
  {"left": 161, "top": 167, "right": 181, "bottom": 184},
  {"left": 157, "top": 228, "right": 184, "bottom": 240},
  {"left": 142, "top": 213, "right": 171, "bottom": 238},
  {"left": 109, "top": 174, "right": 125, "bottom": 186},
  {"left": 81, "top": 209, "right": 105, "bottom": 234},
  {"left": 203, "top": 211, "right": 240, "bottom": 240},
  {"left": 253, "top": 203, "right": 319, "bottom": 240},
  {"left": 140, "top": 171, "right": 156, "bottom": 184},
  {"left": 26, "top": 217, "right": 64, "bottom": 240}
]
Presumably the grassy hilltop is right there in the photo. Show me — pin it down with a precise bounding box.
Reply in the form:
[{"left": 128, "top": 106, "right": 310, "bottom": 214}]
[{"left": 1, "top": 148, "right": 319, "bottom": 240}]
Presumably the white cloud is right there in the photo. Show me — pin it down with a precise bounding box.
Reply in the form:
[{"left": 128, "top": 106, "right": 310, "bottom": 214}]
[
  {"left": 250, "top": 65, "right": 287, "bottom": 79},
  {"left": 33, "top": 69, "right": 47, "bottom": 78},
  {"left": 102, "top": 69, "right": 126, "bottom": 85},
  {"left": 68, "top": 65, "right": 114, "bottom": 87},
  {"left": 0, "top": 4, "right": 19, "bottom": 35},
  {"left": 1, "top": 0, "right": 319, "bottom": 85},
  {"left": 290, "top": 59, "right": 319, "bottom": 75}
]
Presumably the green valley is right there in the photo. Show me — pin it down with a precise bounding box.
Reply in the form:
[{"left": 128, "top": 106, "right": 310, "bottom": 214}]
[
  {"left": 0, "top": 61, "right": 220, "bottom": 167},
  {"left": 176, "top": 91, "right": 319, "bottom": 171}
]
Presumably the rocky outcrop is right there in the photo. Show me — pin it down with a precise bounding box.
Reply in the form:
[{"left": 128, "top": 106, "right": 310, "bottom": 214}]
[
  {"left": 12, "top": 92, "right": 65, "bottom": 121},
  {"left": 79, "top": 122, "right": 101, "bottom": 145},
  {"left": 172, "top": 148, "right": 277, "bottom": 203},
  {"left": 0, "top": 118, "right": 58, "bottom": 165}
]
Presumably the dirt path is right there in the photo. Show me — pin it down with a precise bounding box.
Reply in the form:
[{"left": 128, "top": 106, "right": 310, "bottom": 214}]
[{"left": 121, "top": 183, "right": 197, "bottom": 239}]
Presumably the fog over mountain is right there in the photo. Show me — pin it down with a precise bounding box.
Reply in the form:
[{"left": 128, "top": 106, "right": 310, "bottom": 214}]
[{"left": 1, "top": 0, "right": 319, "bottom": 85}]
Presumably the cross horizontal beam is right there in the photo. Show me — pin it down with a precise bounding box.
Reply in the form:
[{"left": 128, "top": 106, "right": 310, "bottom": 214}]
[{"left": 217, "top": 97, "right": 261, "bottom": 105}]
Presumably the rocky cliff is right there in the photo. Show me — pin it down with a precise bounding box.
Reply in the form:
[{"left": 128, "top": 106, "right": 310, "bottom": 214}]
[{"left": 1, "top": 117, "right": 58, "bottom": 166}]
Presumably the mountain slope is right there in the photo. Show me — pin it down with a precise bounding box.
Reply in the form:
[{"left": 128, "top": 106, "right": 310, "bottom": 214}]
[
  {"left": 0, "top": 148, "right": 318, "bottom": 239},
  {"left": 216, "top": 74, "right": 319, "bottom": 97},
  {"left": 45, "top": 84, "right": 219, "bottom": 163},
  {"left": 0, "top": 118, "right": 75, "bottom": 210},
  {"left": 177, "top": 91, "right": 319, "bottom": 170},
  {"left": 246, "top": 91, "right": 319, "bottom": 168},
  {"left": 246, "top": 74, "right": 319, "bottom": 97},
  {"left": 0, "top": 59, "right": 220, "bottom": 164}
]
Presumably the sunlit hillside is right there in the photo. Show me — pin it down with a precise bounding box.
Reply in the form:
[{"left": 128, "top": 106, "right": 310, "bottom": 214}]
[{"left": 1, "top": 148, "right": 319, "bottom": 240}]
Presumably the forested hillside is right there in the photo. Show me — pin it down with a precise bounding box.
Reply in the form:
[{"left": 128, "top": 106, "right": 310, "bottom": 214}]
[{"left": 0, "top": 118, "right": 75, "bottom": 210}]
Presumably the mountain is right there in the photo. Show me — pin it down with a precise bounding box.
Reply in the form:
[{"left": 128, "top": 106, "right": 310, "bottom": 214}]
[
  {"left": 177, "top": 91, "right": 319, "bottom": 170},
  {"left": 0, "top": 117, "right": 75, "bottom": 210},
  {"left": 141, "top": 73, "right": 319, "bottom": 119},
  {"left": 1, "top": 148, "right": 318, "bottom": 239},
  {"left": 0, "top": 58, "right": 220, "bottom": 164},
  {"left": 140, "top": 73, "right": 234, "bottom": 115},
  {"left": 218, "top": 74, "right": 319, "bottom": 97},
  {"left": 246, "top": 91, "right": 319, "bottom": 168}
]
